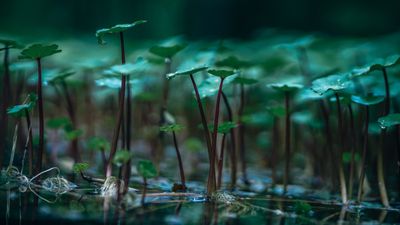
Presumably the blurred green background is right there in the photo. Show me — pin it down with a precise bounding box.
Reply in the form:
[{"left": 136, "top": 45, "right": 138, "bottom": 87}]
[{"left": 1, "top": 0, "right": 399, "bottom": 39}]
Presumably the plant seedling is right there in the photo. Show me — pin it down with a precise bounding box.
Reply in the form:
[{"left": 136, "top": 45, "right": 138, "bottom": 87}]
[
  {"left": 137, "top": 160, "right": 157, "bottom": 206},
  {"left": 96, "top": 20, "right": 146, "bottom": 180},
  {"left": 0, "top": 39, "right": 24, "bottom": 169},
  {"left": 311, "top": 73, "right": 352, "bottom": 204},
  {"left": 208, "top": 122, "right": 237, "bottom": 189},
  {"left": 207, "top": 69, "right": 236, "bottom": 192},
  {"left": 268, "top": 82, "right": 303, "bottom": 194},
  {"left": 19, "top": 43, "right": 61, "bottom": 174},
  {"left": 167, "top": 65, "right": 218, "bottom": 194},
  {"left": 351, "top": 55, "right": 400, "bottom": 207},
  {"left": 87, "top": 137, "right": 111, "bottom": 175},
  {"left": 351, "top": 94, "right": 384, "bottom": 204},
  {"left": 160, "top": 124, "right": 187, "bottom": 191},
  {"left": 7, "top": 93, "right": 37, "bottom": 176}
]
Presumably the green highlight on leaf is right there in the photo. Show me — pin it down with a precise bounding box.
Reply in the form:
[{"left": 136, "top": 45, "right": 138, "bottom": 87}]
[
  {"left": 166, "top": 65, "right": 208, "bottom": 80},
  {"left": 96, "top": 20, "right": 147, "bottom": 45},
  {"left": 351, "top": 55, "right": 400, "bottom": 77},
  {"left": 137, "top": 160, "right": 157, "bottom": 179},
  {"left": 149, "top": 44, "right": 187, "bottom": 59},
  {"left": 19, "top": 44, "right": 61, "bottom": 59},
  {"left": 351, "top": 94, "right": 384, "bottom": 106},
  {"left": 311, "top": 73, "right": 351, "bottom": 95},
  {"left": 207, "top": 69, "right": 236, "bottom": 79}
]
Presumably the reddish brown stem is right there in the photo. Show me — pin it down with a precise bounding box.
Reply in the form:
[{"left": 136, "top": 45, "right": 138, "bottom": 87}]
[
  {"left": 172, "top": 131, "right": 186, "bottom": 188},
  {"left": 283, "top": 91, "right": 291, "bottom": 193},
  {"left": 221, "top": 91, "right": 237, "bottom": 189},
  {"left": 217, "top": 133, "right": 226, "bottom": 189},
  {"left": 24, "top": 109, "right": 34, "bottom": 176},
  {"left": 106, "top": 32, "right": 126, "bottom": 177},
  {"left": 238, "top": 83, "right": 249, "bottom": 184},
  {"left": 36, "top": 58, "right": 44, "bottom": 175}
]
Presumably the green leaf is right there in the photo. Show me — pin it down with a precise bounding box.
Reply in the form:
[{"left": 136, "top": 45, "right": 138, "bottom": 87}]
[
  {"left": 166, "top": 65, "right": 208, "bottom": 80},
  {"left": 7, "top": 104, "right": 31, "bottom": 117},
  {"left": 268, "top": 83, "right": 303, "bottom": 93},
  {"left": 19, "top": 44, "right": 61, "bottom": 59},
  {"left": 232, "top": 77, "right": 258, "bottom": 85},
  {"left": 73, "top": 163, "right": 89, "bottom": 173},
  {"left": 378, "top": 113, "right": 400, "bottom": 129},
  {"left": 207, "top": 69, "right": 236, "bottom": 79},
  {"left": 87, "top": 137, "right": 110, "bottom": 151},
  {"left": 0, "top": 39, "right": 24, "bottom": 49},
  {"left": 342, "top": 152, "right": 361, "bottom": 164},
  {"left": 351, "top": 55, "right": 400, "bottom": 77},
  {"left": 311, "top": 74, "right": 352, "bottom": 95},
  {"left": 113, "top": 150, "right": 132, "bottom": 167},
  {"left": 65, "top": 129, "right": 83, "bottom": 141},
  {"left": 47, "top": 70, "right": 75, "bottom": 85},
  {"left": 160, "top": 124, "right": 184, "bottom": 133},
  {"left": 137, "top": 160, "right": 157, "bottom": 178},
  {"left": 215, "top": 56, "right": 251, "bottom": 69},
  {"left": 197, "top": 74, "right": 237, "bottom": 99},
  {"left": 351, "top": 94, "right": 384, "bottom": 106},
  {"left": 96, "top": 20, "right": 147, "bottom": 44},
  {"left": 214, "top": 121, "right": 237, "bottom": 134},
  {"left": 108, "top": 57, "right": 149, "bottom": 75},
  {"left": 149, "top": 44, "right": 186, "bottom": 59},
  {"left": 47, "top": 117, "right": 71, "bottom": 129}
]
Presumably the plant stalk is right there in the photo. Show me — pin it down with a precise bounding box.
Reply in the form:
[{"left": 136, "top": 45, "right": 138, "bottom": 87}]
[
  {"left": 24, "top": 109, "right": 34, "bottom": 176},
  {"left": 0, "top": 46, "right": 10, "bottom": 169},
  {"left": 357, "top": 105, "right": 369, "bottom": 203},
  {"left": 238, "top": 83, "right": 249, "bottom": 184},
  {"left": 221, "top": 91, "right": 237, "bottom": 189},
  {"left": 283, "top": 91, "right": 291, "bottom": 193},
  {"left": 141, "top": 177, "right": 147, "bottom": 207},
  {"left": 36, "top": 58, "right": 44, "bottom": 175},
  {"left": 347, "top": 104, "right": 356, "bottom": 200},
  {"left": 217, "top": 133, "right": 226, "bottom": 189},
  {"left": 334, "top": 92, "right": 348, "bottom": 204},
  {"left": 172, "top": 131, "right": 186, "bottom": 188}
]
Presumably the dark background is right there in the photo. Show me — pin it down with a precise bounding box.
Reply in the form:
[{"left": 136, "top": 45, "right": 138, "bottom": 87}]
[{"left": 1, "top": 0, "right": 399, "bottom": 39}]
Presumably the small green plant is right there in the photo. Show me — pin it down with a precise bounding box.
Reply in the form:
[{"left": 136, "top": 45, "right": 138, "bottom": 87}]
[
  {"left": 19, "top": 43, "right": 62, "bottom": 174},
  {"left": 87, "top": 137, "right": 110, "bottom": 175},
  {"left": 7, "top": 93, "right": 37, "bottom": 175},
  {"left": 351, "top": 94, "right": 384, "bottom": 204},
  {"left": 160, "top": 124, "right": 186, "bottom": 191},
  {"left": 137, "top": 160, "right": 157, "bottom": 206},
  {"left": 268, "top": 82, "right": 303, "bottom": 193},
  {"left": 73, "top": 162, "right": 89, "bottom": 174},
  {"left": 311, "top": 73, "right": 352, "bottom": 204},
  {"left": 96, "top": 20, "right": 146, "bottom": 181}
]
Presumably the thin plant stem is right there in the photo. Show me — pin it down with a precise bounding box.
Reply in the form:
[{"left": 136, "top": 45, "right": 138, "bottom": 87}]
[
  {"left": 238, "top": 83, "right": 249, "bottom": 184},
  {"left": 141, "top": 177, "right": 147, "bottom": 207},
  {"left": 283, "top": 91, "right": 291, "bottom": 193},
  {"left": 106, "top": 32, "right": 126, "bottom": 177},
  {"left": 217, "top": 133, "right": 226, "bottom": 189},
  {"left": 334, "top": 92, "right": 348, "bottom": 204},
  {"left": 0, "top": 46, "right": 10, "bottom": 169},
  {"left": 36, "top": 58, "right": 44, "bottom": 175},
  {"left": 209, "top": 78, "right": 225, "bottom": 194},
  {"left": 172, "top": 131, "right": 186, "bottom": 188},
  {"left": 189, "top": 74, "right": 215, "bottom": 194},
  {"left": 221, "top": 91, "right": 237, "bottom": 189},
  {"left": 24, "top": 109, "right": 34, "bottom": 176},
  {"left": 357, "top": 105, "right": 369, "bottom": 203},
  {"left": 378, "top": 67, "right": 390, "bottom": 207},
  {"left": 347, "top": 104, "right": 356, "bottom": 200}
]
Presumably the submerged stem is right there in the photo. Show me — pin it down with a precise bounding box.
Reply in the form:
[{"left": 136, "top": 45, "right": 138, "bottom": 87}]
[{"left": 217, "top": 133, "right": 226, "bottom": 189}]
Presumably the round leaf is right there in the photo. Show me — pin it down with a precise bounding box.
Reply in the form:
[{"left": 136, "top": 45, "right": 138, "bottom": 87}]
[
  {"left": 96, "top": 20, "right": 147, "bottom": 44},
  {"left": 351, "top": 94, "right": 384, "bottom": 106},
  {"left": 351, "top": 55, "right": 400, "bottom": 77},
  {"left": 0, "top": 39, "right": 24, "bottom": 49},
  {"left": 113, "top": 150, "right": 132, "bottom": 167},
  {"left": 311, "top": 74, "right": 351, "bottom": 95},
  {"left": 149, "top": 44, "right": 186, "bottom": 59},
  {"left": 166, "top": 65, "right": 208, "bottom": 80},
  {"left": 378, "top": 113, "right": 400, "bottom": 129},
  {"left": 207, "top": 69, "right": 236, "bottom": 79},
  {"left": 19, "top": 44, "right": 61, "bottom": 59},
  {"left": 73, "top": 163, "right": 89, "bottom": 174},
  {"left": 160, "top": 124, "right": 184, "bottom": 133},
  {"left": 268, "top": 83, "right": 303, "bottom": 93}
]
